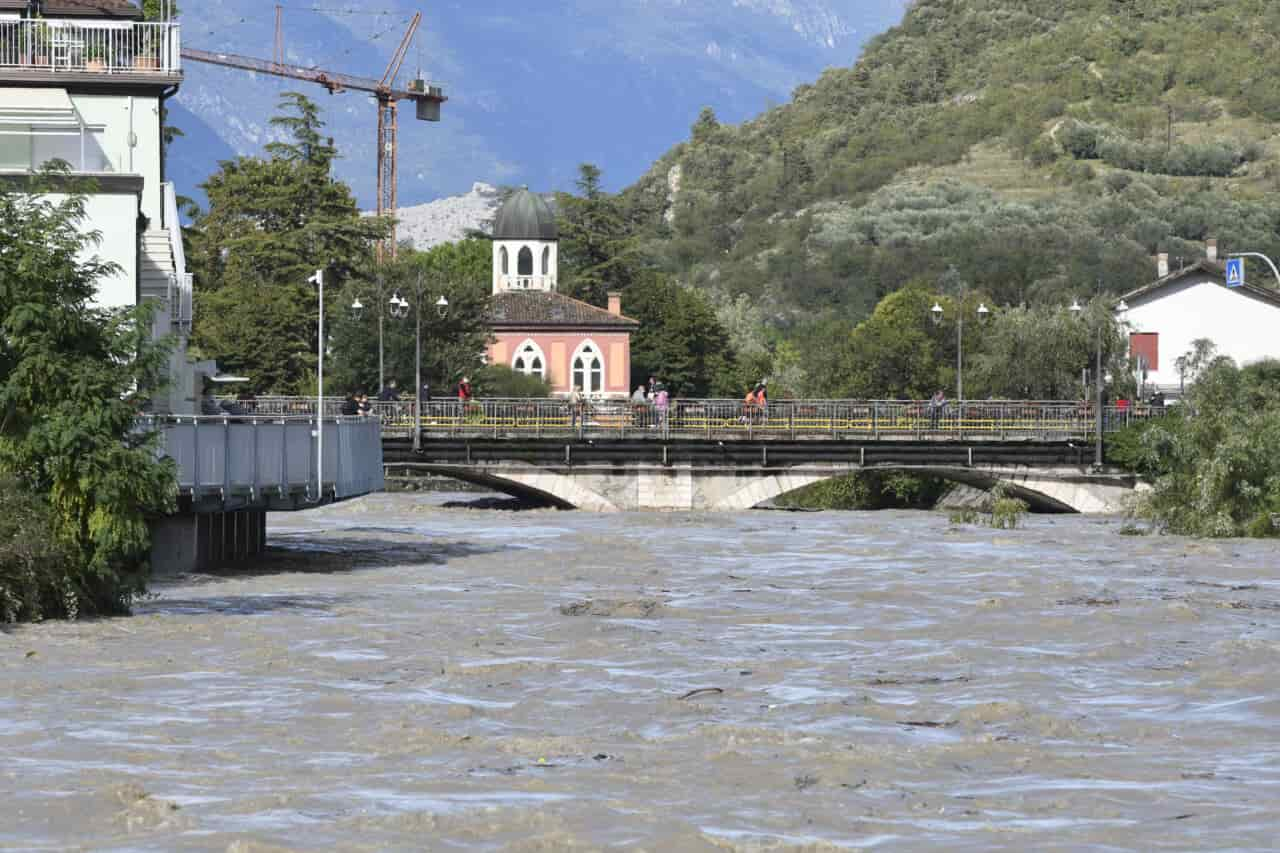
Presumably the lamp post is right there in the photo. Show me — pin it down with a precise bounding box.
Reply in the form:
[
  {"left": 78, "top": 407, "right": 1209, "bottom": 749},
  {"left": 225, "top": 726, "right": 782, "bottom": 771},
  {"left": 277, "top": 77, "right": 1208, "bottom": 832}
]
[
  {"left": 930, "top": 267, "right": 990, "bottom": 402},
  {"left": 307, "top": 268, "right": 325, "bottom": 501},
  {"left": 349, "top": 275, "right": 393, "bottom": 393},
  {"left": 391, "top": 272, "right": 450, "bottom": 452},
  {"left": 1070, "top": 282, "right": 1128, "bottom": 470}
]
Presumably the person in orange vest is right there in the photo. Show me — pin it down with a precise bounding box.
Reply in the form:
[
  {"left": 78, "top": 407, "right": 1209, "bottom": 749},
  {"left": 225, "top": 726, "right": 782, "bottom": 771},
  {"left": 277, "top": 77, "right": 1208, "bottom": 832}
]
[{"left": 741, "top": 386, "right": 756, "bottom": 424}]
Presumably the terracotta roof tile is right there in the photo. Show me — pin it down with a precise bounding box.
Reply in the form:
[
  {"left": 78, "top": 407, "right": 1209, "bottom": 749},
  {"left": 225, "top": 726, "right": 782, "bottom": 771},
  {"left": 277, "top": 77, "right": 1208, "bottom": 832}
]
[{"left": 487, "top": 291, "right": 638, "bottom": 329}]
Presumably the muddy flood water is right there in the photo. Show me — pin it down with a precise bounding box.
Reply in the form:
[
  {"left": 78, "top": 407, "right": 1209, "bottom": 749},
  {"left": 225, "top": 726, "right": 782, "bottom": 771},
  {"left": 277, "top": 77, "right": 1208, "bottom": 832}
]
[{"left": 3, "top": 493, "right": 1280, "bottom": 851}]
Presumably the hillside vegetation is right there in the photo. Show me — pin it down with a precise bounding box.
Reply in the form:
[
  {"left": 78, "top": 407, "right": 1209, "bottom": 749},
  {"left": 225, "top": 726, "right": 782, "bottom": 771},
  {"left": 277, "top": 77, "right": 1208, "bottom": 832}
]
[{"left": 615, "top": 0, "right": 1280, "bottom": 334}]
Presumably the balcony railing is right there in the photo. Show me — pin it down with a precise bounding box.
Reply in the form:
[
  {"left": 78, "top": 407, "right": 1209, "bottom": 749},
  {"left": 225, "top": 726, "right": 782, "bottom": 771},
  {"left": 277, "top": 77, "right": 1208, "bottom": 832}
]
[
  {"left": 499, "top": 274, "right": 556, "bottom": 291},
  {"left": 0, "top": 20, "right": 181, "bottom": 75}
]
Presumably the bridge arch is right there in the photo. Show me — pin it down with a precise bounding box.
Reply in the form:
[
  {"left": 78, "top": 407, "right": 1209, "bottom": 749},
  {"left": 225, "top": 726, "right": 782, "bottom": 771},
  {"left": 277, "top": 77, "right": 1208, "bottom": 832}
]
[
  {"left": 416, "top": 465, "right": 620, "bottom": 513},
  {"left": 715, "top": 465, "right": 1133, "bottom": 514}
]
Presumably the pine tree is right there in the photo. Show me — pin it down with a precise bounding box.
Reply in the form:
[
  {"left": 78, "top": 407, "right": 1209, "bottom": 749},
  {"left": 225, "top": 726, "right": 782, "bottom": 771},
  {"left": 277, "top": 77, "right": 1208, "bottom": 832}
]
[
  {"left": 186, "top": 93, "right": 389, "bottom": 393},
  {"left": 556, "top": 163, "right": 641, "bottom": 306}
]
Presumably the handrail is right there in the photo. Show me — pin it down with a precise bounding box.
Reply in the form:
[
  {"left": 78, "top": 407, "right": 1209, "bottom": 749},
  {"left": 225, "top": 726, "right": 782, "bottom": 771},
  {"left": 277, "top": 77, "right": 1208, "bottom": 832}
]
[
  {"left": 0, "top": 20, "right": 182, "bottom": 75},
  {"left": 213, "top": 397, "right": 1167, "bottom": 442}
]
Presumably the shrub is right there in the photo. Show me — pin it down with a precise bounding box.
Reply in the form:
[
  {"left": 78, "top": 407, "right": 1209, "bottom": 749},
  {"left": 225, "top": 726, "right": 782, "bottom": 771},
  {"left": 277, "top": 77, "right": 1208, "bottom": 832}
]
[
  {"left": 471, "top": 364, "right": 552, "bottom": 398},
  {"left": 1060, "top": 121, "right": 1103, "bottom": 160},
  {"left": 989, "top": 484, "right": 1029, "bottom": 529},
  {"left": 0, "top": 478, "right": 77, "bottom": 623}
]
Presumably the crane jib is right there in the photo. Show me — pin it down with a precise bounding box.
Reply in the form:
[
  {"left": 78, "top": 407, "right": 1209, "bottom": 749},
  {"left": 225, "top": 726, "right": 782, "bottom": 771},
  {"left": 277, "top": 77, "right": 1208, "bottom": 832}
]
[{"left": 179, "top": 49, "right": 446, "bottom": 106}]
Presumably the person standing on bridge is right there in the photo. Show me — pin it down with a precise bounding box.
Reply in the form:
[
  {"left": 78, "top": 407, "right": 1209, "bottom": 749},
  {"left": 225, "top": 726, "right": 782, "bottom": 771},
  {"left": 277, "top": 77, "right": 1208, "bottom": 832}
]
[
  {"left": 569, "top": 383, "right": 584, "bottom": 431},
  {"left": 655, "top": 383, "right": 670, "bottom": 431},
  {"left": 929, "top": 389, "right": 947, "bottom": 431},
  {"left": 378, "top": 379, "right": 399, "bottom": 403}
]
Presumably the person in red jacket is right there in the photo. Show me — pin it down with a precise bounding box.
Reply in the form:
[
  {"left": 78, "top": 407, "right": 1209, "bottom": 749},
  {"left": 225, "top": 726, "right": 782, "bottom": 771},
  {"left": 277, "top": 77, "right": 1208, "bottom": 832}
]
[{"left": 457, "top": 376, "right": 473, "bottom": 402}]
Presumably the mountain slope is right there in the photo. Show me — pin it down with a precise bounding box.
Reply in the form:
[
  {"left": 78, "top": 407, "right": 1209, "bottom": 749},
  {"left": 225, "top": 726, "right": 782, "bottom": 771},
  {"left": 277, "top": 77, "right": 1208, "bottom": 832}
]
[
  {"left": 169, "top": 0, "right": 909, "bottom": 208},
  {"left": 620, "top": 0, "right": 1280, "bottom": 323}
]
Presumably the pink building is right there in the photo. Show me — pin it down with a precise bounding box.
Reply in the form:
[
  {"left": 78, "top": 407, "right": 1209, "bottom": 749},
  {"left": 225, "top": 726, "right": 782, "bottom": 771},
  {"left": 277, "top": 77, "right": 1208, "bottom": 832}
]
[{"left": 484, "top": 189, "right": 638, "bottom": 398}]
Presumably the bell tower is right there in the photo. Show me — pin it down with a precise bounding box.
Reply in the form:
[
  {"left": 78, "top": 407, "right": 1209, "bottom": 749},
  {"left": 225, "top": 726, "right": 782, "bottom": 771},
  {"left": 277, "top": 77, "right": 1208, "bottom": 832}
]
[{"left": 491, "top": 188, "right": 559, "bottom": 294}]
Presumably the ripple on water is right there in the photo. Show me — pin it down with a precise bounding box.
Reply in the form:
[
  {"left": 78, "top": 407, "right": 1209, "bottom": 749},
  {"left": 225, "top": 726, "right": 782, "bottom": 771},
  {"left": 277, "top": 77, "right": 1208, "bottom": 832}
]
[{"left": 6, "top": 495, "right": 1280, "bottom": 850}]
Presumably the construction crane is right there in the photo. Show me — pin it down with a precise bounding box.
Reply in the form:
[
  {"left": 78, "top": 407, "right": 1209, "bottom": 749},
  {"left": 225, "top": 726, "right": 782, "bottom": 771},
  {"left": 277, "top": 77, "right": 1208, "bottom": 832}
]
[{"left": 182, "top": 10, "right": 446, "bottom": 261}]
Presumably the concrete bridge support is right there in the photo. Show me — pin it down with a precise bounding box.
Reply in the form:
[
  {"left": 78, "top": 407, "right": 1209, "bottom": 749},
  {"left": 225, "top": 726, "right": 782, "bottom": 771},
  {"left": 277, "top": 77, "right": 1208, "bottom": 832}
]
[
  {"left": 150, "top": 509, "right": 268, "bottom": 575},
  {"left": 404, "top": 462, "right": 1139, "bottom": 515}
]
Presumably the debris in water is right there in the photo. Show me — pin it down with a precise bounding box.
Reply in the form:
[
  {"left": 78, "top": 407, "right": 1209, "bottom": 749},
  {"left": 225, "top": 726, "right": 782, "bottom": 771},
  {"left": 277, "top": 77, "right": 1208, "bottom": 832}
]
[
  {"left": 900, "top": 720, "right": 957, "bottom": 729},
  {"left": 867, "top": 675, "right": 971, "bottom": 686},
  {"left": 794, "top": 774, "right": 819, "bottom": 791},
  {"left": 678, "top": 687, "right": 724, "bottom": 701},
  {"left": 559, "top": 599, "right": 663, "bottom": 618},
  {"left": 1058, "top": 595, "right": 1120, "bottom": 607}
]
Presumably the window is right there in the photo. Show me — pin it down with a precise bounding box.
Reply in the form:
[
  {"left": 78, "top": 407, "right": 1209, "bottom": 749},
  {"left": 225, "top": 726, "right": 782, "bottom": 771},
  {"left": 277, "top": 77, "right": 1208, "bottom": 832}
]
[
  {"left": 571, "top": 341, "right": 604, "bottom": 394},
  {"left": 499, "top": 246, "right": 509, "bottom": 275},
  {"left": 511, "top": 340, "right": 546, "bottom": 379},
  {"left": 518, "top": 246, "right": 533, "bottom": 276},
  {"left": 541, "top": 245, "right": 550, "bottom": 275},
  {"left": 0, "top": 124, "right": 111, "bottom": 172}
]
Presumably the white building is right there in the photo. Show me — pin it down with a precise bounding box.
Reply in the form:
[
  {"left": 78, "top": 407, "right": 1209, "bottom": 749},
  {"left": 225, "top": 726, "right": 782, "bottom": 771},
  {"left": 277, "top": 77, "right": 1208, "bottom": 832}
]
[
  {"left": 0, "top": 0, "right": 195, "bottom": 410},
  {"left": 1121, "top": 242, "right": 1280, "bottom": 394}
]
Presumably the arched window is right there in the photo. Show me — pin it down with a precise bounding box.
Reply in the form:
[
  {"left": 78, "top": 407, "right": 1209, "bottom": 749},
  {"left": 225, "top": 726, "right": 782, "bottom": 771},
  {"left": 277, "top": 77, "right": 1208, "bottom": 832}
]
[
  {"left": 500, "top": 246, "right": 509, "bottom": 275},
  {"left": 518, "top": 246, "right": 533, "bottom": 276},
  {"left": 571, "top": 340, "right": 604, "bottom": 394},
  {"left": 541, "top": 246, "right": 551, "bottom": 275},
  {"left": 511, "top": 340, "right": 546, "bottom": 379}
]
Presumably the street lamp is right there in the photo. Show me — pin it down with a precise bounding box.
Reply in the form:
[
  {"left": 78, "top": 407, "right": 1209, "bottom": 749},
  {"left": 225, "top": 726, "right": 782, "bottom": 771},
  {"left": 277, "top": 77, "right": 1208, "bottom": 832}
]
[
  {"left": 350, "top": 276, "right": 399, "bottom": 393},
  {"left": 307, "top": 268, "right": 325, "bottom": 501},
  {"left": 392, "top": 273, "right": 450, "bottom": 452},
  {"left": 930, "top": 267, "right": 990, "bottom": 402},
  {"left": 1071, "top": 279, "right": 1123, "bottom": 470}
]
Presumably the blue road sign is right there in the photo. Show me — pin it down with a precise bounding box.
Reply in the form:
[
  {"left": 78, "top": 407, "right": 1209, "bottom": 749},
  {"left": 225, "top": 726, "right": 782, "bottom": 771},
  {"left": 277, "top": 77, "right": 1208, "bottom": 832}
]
[{"left": 1226, "top": 257, "right": 1245, "bottom": 288}]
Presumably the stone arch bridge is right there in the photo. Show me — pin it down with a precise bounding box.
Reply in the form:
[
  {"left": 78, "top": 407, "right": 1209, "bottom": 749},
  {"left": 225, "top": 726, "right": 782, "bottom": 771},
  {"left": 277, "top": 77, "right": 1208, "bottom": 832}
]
[{"left": 384, "top": 437, "right": 1138, "bottom": 514}]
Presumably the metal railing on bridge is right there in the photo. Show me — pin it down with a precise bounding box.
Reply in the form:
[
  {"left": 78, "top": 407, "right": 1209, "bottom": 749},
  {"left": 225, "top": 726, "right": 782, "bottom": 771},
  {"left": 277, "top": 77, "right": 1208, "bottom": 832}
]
[{"left": 217, "top": 397, "right": 1165, "bottom": 442}]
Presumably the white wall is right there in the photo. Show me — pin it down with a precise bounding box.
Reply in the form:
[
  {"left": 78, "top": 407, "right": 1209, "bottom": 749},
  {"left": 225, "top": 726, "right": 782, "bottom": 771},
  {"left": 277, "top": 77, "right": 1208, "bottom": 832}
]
[
  {"left": 492, "top": 238, "right": 558, "bottom": 293},
  {"left": 70, "top": 92, "right": 163, "bottom": 225},
  {"left": 42, "top": 190, "right": 138, "bottom": 308},
  {"left": 1124, "top": 274, "right": 1280, "bottom": 386}
]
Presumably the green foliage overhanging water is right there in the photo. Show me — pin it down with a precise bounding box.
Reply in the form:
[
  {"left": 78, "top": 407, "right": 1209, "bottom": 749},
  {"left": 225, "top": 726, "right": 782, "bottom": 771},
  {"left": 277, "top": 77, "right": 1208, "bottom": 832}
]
[
  {"left": 1111, "top": 349, "right": 1280, "bottom": 538},
  {"left": 0, "top": 174, "right": 176, "bottom": 622}
]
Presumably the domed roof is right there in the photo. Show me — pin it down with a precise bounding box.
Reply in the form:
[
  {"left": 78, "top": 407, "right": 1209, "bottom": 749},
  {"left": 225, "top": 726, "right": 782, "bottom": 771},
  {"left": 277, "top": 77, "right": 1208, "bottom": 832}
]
[{"left": 493, "top": 188, "right": 558, "bottom": 241}]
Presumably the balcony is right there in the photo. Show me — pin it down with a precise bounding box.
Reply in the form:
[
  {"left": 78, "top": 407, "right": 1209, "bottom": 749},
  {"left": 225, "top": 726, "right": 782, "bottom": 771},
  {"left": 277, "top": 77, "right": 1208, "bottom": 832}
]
[
  {"left": 0, "top": 19, "right": 181, "bottom": 78},
  {"left": 499, "top": 274, "right": 557, "bottom": 292}
]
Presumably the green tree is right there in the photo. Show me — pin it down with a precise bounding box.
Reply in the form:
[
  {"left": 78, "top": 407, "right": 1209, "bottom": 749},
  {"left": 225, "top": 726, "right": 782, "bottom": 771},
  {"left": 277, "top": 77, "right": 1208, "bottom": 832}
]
[
  {"left": 556, "top": 164, "right": 641, "bottom": 306},
  {"left": 969, "top": 299, "right": 1130, "bottom": 400},
  {"left": 625, "top": 273, "right": 736, "bottom": 397},
  {"left": 807, "top": 284, "right": 949, "bottom": 399},
  {"left": 1126, "top": 356, "right": 1280, "bottom": 537},
  {"left": 0, "top": 175, "right": 175, "bottom": 621},
  {"left": 187, "top": 93, "right": 388, "bottom": 394},
  {"left": 327, "top": 239, "right": 493, "bottom": 395}
]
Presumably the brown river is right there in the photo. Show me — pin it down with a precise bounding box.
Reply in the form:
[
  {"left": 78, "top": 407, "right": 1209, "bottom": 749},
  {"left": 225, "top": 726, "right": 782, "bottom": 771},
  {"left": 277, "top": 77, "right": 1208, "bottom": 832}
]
[{"left": 3, "top": 493, "right": 1279, "bottom": 851}]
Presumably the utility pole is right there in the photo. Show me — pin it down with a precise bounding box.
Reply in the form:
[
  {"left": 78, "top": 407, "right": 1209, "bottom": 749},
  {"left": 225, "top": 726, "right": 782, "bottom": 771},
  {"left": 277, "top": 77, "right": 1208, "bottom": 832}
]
[{"left": 1094, "top": 277, "right": 1104, "bottom": 470}]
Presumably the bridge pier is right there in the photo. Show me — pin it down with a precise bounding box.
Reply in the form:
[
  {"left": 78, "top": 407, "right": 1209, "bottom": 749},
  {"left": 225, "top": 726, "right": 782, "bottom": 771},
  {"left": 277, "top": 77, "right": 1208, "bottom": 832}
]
[{"left": 150, "top": 509, "right": 268, "bottom": 576}]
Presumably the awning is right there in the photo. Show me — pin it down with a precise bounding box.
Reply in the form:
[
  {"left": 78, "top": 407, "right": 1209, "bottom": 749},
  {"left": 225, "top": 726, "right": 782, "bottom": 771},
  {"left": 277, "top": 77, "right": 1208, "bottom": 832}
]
[{"left": 0, "top": 87, "right": 81, "bottom": 127}]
